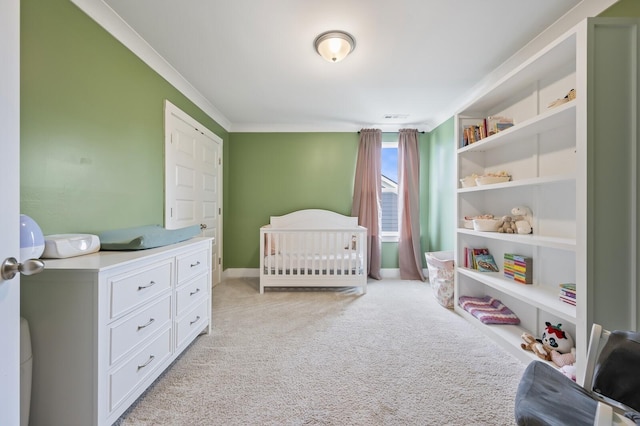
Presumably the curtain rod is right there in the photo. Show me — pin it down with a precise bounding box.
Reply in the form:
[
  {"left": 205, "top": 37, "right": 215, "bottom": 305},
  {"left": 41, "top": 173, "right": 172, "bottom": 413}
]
[{"left": 357, "top": 131, "right": 426, "bottom": 134}]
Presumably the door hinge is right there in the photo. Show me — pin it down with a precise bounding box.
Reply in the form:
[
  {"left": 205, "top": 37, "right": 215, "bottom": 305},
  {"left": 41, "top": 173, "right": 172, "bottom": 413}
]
[
  {"left": 170, "top": 208, "right": 173, "bottom": 218},
  {"left": 218, "top": 257, "right": 221, "bottom": 265},
  {"left": 218, "top": 157, "right": 221, "bottom": 165},
  {"left": 218, "top": 207, "right": 221, "bottom": 215}
]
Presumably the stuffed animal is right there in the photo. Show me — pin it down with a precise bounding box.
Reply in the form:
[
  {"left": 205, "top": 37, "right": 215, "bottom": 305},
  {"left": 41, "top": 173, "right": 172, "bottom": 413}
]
[
  {"left": 521, "top": 323, "right": 575, "bottom": 364},
  {"left": 541, "top": 322, "right": 573, "bottom": 354},
  {"left": 496, "top": 215, "right": 517, "bottom": 233},
  {"left": 511, "top": 206, "right": 533, "bottom": 234},
  {"left": 551, "top": 348, "right": 576, "bottom": 367},
  {"left": 521, "top": 333, "right": 551, "bottom": 361},
  {"left": 560, "top": 364, "right": 577, "bottom": 381}
]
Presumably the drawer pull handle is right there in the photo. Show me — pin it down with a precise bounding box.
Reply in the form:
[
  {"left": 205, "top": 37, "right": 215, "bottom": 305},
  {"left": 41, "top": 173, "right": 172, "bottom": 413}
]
[
  {"left": 137, "top": 355, "right": 155, "bottom": 371},
  {"left": 190, "top": 315, "right": 201, "bottom": 326},
  {"left": 190, "top": 288, "right": 200, "bottom": 296},
  {"left": 190, "top": 261, "right": 201, "bottom": 268},
  {"left": 138, "top": 281, "right": 156, "bottom": 291},
  {"left": 137, "top": 318, "right": 155, "bottom": 330}
]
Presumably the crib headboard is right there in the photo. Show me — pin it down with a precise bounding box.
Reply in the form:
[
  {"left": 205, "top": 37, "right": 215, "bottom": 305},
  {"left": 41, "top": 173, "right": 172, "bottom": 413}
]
[{"left": 269, "top": 209, "right": 360, "bottom": 229}]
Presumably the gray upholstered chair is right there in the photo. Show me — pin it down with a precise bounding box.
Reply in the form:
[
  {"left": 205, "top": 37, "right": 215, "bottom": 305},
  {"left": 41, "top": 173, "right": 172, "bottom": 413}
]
[{"left": 514, "top": 324, "right": 640, "bottom": 426}]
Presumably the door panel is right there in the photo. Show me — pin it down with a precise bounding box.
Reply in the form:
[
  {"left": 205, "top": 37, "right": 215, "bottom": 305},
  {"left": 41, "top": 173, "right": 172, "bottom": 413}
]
[{"left": 165, "top": 101, "right": 222, "bottom": 286}]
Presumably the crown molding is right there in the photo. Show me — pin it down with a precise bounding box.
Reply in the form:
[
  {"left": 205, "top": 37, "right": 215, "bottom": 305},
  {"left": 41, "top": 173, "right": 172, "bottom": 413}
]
[{"left": 70, "top": 0, "right": 231, "bottom": 131}]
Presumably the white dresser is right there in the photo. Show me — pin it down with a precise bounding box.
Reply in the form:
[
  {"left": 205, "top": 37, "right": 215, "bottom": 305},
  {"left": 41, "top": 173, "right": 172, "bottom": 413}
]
[{"left": 20, "top": 238, "right": 212, "bottom": 426}]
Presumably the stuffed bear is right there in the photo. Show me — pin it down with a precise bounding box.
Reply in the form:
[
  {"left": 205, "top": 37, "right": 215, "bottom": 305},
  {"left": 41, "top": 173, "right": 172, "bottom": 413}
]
[
  {"left": 496, "top": 215, "right": 517, "bottom": 233},
  {"left": 511, "top": 206, "right": 533, "bottom": 234}
]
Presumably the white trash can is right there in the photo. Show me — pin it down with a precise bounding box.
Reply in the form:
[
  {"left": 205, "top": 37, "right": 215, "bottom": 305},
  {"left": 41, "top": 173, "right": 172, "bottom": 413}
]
[
  {"left": 425, "top": 251, "right": 455, "bottom": 309},
  {"left": 20, "top": 317, "right": 32, "bottom": 426}
]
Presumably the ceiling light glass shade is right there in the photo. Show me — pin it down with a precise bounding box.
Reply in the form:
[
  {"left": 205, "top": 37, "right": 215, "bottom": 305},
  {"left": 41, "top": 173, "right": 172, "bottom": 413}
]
[{"left": 314, "top": 31, "right": 355, "bottom": 63}]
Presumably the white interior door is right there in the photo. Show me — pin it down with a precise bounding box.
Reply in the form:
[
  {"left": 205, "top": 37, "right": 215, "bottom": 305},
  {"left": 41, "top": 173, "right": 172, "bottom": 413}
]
[
  {"left": 0, "top": 0, "right": 22, "bottom": 424},
  {"left": 164, "top": 100, "right": 222, "bottom": 286}
]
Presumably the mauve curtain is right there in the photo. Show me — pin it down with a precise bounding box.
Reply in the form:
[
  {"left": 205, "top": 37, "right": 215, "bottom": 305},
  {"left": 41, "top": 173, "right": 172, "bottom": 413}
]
[
  {"left": 397, "top": 129, "right": 425, "bottom": 280},
  {"left": 351, "top": 129, "right": 382, "bottom": 280}
]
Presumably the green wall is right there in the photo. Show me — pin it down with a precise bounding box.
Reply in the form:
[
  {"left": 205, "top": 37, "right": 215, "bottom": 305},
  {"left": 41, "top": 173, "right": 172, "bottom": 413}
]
[
  {"left": 601, "top": 0, "right": 640, "bottom": 17},
  {"left": 226, "top": 131, "right": 443, "bottom": 270},
  {"left": 226, "top": 132, "right": 359, "bottom": 268},
  {"left": 425, "top": 118, "right": 455, "bottom": 253},
  {"left": 20, "top": 0, "right": 228, "bottom": 235}
]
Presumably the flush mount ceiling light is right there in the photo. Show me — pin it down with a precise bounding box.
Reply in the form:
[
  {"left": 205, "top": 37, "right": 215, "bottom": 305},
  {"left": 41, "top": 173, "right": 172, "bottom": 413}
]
[{"left": 314, "top": 30, "right": 356, "bottom": 63}]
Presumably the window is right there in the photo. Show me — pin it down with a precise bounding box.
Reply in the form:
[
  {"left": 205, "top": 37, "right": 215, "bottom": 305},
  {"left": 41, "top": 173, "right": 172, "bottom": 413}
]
[{"left": 381, "top": 142, "right": 398, "bottom": 241}]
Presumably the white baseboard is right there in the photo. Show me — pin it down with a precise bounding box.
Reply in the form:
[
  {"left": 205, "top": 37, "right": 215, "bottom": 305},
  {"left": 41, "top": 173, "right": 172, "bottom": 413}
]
[{"left": 223, "top": 268, "right": 428, "bottom": 280}]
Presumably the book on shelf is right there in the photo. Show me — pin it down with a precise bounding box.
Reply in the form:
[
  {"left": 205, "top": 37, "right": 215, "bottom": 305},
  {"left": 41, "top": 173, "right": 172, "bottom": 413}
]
[
  {"left": 504, "top": 253, "right": 532, "bottom": 284},
  {"left": 486, "top": 116, "right": 514, "bottom": 135},
  {"left": 460, "top": 116, "right": 514, "bottom": 147},
  {"left": 558, "top": 283, "right": 576, "bottom": 305},
  {"left": 462, "top": 122, "right": 486, "bottom": 147},
  {"left": 559, "top": 295, "right": 576, "bottom": 306},
  {"left": 475, "top": 254, "right": 499, "bottom": 272},
  {"left": 463, "top": 247, "right": 498, "bottom": 272}
]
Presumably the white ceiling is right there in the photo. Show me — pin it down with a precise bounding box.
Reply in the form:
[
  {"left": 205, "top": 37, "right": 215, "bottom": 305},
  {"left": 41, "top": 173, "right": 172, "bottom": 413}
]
[{"left": 99, "top": 0, "right": 599, "bottom": 132}]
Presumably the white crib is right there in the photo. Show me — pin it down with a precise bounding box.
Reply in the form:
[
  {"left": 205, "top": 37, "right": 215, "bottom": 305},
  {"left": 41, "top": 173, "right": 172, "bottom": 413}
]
[{"left": 259, "top": 209, "right": 367, "bottom": 294}]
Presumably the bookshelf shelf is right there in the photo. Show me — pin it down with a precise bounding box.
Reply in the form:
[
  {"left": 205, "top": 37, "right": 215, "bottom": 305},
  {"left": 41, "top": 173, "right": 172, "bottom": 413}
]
[
  {"left": 458, "top": 101, "right": 576, "bottom": 152},
  {"left": 457, "top": 174, "right": 576, "bottom": 193},
  {"left": 456, "top": 229, "right": 576, "bottom": 251},
  {"left": 458, "top": 268, "right": 576, "bottom": 322}
]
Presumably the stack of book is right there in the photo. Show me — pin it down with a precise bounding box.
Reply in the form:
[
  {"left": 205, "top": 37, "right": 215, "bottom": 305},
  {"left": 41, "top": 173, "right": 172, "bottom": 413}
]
[
  {"left": 503, "top": 253, "right": 532, "bottom": 284},
  {"left": 559, "top": 283, "right": 576, "bottom": 306}
]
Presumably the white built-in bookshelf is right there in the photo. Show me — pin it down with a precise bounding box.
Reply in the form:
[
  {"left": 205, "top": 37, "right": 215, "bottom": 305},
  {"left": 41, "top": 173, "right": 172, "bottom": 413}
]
[{"left": 453, "top": 17, "right": 640, "bottom": 381}]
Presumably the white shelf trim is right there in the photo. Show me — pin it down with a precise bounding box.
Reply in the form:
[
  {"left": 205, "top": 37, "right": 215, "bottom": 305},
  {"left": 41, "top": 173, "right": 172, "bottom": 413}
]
[
  {"left": 456, "top": 228, "right": 576, "bottom": 251},
  {"left": 458, "top": 173, "right": 576, "bottom": 193}
]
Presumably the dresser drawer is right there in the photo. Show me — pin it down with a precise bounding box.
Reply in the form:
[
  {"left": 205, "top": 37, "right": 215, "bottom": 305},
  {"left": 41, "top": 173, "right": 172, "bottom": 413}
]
[
  {"left": 109, "top": 260, "right": 172, "bottom": 319},
  {"left": 175, "top": 300, "right": 209, "bottom": 349},
  {"left": 176, "top": 249, "right": 209, "bottom": 284},
  {"left": 109, "top": 327, "right": 172, "bottom": 412},
  {"left": 109, "top": 294, "right": 172, "bottom": 366},
  {"left": 175, "top": 274, "right": 209, "bottom": 316}
]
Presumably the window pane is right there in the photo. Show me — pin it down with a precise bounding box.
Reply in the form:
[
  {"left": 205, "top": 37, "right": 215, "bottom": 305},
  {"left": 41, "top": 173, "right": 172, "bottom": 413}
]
[{"left": 381, "top": 146, "right": 398, "bottom": 234}]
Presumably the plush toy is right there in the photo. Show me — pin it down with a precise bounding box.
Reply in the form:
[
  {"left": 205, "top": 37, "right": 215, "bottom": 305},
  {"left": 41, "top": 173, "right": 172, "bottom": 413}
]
[
  {"left": 560, "top": 364, "right": 577, "bottom": 381},
  {"left": 496, "top": 215, "right": 517, "bottom": 233},
  {"left": 521, "top": 323, "right": 575, "bottom": 365},
  {"left": 541, "top": 322, "right": 573, "bottom": 354},
  {"left": 511, "top": 206, "right": 533, "bottom": 234},
  {"left": 521, "top": 333, "right": 551, "bottom": 361},
  {"left": 551, "top": 348, "right": 576, "bottom": 367}
]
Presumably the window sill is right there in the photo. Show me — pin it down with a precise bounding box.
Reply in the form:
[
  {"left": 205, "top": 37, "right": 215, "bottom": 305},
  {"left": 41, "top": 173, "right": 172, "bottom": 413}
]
[{"left": 381, "top": 234, "right": 399, "bottom": 243}]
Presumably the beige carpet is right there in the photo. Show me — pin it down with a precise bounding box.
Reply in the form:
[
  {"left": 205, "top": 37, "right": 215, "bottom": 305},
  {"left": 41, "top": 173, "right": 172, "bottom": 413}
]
[{"left": 115, "top": 278, "right": 526, "bottom": 425}]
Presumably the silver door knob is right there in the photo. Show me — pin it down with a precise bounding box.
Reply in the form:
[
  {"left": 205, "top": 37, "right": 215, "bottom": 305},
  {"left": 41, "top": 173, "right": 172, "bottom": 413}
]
[{"left": 1, "top": 257, "right": 45, "bottom": 280}]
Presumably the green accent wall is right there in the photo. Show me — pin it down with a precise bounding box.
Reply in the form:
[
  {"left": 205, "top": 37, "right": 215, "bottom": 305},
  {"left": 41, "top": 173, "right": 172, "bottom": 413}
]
[
  {"left": 20, "top": 0, "right": 228, "bottom": 235},
  {"left": 227, "top": 132, "right": 359, "bottom": 268},
  {"left": 227, "top": 131, "right": 445, "bottom": 270}
]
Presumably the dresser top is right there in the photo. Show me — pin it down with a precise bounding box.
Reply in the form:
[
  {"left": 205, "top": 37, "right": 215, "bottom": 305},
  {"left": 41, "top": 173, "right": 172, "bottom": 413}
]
[{"left": 39, "top": 238, "right": 212, "bottom": 272}]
